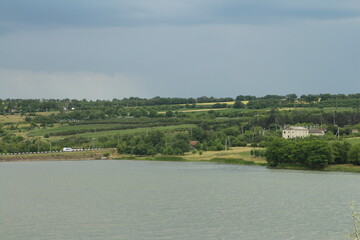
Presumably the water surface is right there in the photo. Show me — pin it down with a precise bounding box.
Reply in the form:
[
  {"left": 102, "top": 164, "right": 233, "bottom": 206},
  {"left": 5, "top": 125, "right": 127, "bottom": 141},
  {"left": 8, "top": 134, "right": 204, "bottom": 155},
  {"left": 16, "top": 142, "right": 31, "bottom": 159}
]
[{"left": 1, "top": 160, "right": 360, "bottom": 239}]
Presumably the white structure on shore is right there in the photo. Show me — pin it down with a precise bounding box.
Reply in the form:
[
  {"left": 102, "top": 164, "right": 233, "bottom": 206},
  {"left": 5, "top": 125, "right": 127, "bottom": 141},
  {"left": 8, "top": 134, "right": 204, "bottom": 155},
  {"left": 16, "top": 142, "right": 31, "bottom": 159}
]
[{"left": 282, "top": 126, "right": 325, "bottom": 139}]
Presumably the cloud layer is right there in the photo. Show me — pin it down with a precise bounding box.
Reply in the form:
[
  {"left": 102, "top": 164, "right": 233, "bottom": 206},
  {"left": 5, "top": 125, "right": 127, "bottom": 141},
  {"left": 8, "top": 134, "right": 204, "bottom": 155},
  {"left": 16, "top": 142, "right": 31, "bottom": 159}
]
[
  {"left": 0, "top": 69, "right": 145, "bottom": 99},
  {"left": 0, "top": 1, "right": 359, "bottom": 99},
  {"left": 1, "top": 0, "right": 359, "bottom": 31}
]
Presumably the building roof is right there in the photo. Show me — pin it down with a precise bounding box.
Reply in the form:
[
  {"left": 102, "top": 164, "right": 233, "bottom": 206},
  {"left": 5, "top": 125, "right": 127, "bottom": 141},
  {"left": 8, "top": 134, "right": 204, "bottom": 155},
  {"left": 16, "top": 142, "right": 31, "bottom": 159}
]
[
  {"left": 308, "top": 129, "right": 325, "bottom": 134},
  {"left": 284, "top": 126, "right": 308, "bottom": 130},
  {"left": 189, "top": 141, "right": 198, "bottom": 147}
]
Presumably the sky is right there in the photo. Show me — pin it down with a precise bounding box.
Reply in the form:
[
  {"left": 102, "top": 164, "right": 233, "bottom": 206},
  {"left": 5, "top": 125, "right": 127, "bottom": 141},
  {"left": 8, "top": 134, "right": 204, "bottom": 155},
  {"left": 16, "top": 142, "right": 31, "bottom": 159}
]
[{"left": 0, "top": 0, "right": 360, "bottom": 100}]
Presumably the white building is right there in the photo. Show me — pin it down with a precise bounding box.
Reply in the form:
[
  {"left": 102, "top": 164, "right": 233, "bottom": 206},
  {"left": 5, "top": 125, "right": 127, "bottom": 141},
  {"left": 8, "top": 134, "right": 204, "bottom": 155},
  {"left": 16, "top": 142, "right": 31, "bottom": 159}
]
[
  {"left": 282, "top": 126, "right": 325, "bottom": 139},
  {"left": 282, "top": 126, "right": 309, "bottom": 139}
]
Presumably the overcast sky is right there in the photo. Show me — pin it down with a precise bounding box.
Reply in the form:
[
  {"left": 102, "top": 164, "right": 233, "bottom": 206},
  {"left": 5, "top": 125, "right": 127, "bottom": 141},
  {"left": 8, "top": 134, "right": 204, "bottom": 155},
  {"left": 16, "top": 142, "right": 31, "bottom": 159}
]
[{"left": 1, "top": 0, "right": 359, "bottom": 100}]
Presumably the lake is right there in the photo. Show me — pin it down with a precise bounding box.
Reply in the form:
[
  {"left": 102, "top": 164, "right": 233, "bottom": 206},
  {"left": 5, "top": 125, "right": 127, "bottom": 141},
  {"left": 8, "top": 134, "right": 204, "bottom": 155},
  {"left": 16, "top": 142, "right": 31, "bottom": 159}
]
[{"left": 1, "top": 160, "right": 360, "bottom": 240}]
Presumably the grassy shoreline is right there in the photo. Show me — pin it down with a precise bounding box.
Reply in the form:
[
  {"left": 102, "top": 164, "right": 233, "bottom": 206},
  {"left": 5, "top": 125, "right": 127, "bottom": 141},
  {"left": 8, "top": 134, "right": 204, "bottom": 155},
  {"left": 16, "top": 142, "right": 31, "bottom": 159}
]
[
  {"left": 0, "top": 149, "right": 116, "bottom": 162},
  {"left": 1, "top": 147, "right": 360, "bottom": 173},
  {"left": 113, "top": 155, "right": 267, "bottom": 166},
  {"left": 268, "top": 163, "right": 360, "bottom": 173}
]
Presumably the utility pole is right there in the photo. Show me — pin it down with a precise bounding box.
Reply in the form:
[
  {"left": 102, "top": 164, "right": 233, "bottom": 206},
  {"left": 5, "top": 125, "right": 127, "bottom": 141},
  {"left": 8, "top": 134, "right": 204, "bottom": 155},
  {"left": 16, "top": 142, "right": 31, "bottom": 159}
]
[
  {"left": 357, "top": 98, "right": 360, "bottom": 124},
  {"left": 333, "top": 97, "right": 338, "bottom": 126},
  {"left": 335, "top": 127, "right": 340, "bottom": 140}
]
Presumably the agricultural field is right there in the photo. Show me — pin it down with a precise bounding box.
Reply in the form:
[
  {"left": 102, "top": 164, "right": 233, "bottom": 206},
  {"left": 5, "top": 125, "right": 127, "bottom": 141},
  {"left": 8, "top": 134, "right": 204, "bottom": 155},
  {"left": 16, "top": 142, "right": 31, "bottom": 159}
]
[
  {"left": 28, "top": 123, "right": 127, "bottom": 137},
  {"left": 0, "top": 111, "right": 58, "bottom": 124},
  {"left": 195, "top": 101, "right": 235, "bottom": 106},
  {"left": 0, "top": 114, "right": 25, "bottom": 124},
  {"left": 158, "top": 108, "right": 228, "bottom": 114},
  {"left": 36, "top": 111, "right": 60, "bottom": 116},
  {"left": 27, "top": 123, "right": 196, "bottom": 139},
  {"left": 74, "top": 124, "right": 196, "bottom": 138}
]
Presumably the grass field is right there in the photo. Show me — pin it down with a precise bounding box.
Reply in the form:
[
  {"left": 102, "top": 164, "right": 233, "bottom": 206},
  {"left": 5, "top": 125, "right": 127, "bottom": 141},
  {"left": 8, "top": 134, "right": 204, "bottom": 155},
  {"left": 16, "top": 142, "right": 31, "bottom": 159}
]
[
  {"left": 36, "top": 111, "right": 60, "bottom": 116},
  {"left": 0, "top": 114, "right": 25, "bottom": 124},
  {"left": 0, "top": 111, "right": 59, "bottom": 124}
]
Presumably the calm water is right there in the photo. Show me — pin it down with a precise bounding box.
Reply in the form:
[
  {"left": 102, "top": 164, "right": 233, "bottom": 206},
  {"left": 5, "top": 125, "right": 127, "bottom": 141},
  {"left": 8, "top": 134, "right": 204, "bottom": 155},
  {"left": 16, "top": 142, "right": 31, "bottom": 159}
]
[{"left": 1, "top": 160, "right": 360, "bottom": 240}]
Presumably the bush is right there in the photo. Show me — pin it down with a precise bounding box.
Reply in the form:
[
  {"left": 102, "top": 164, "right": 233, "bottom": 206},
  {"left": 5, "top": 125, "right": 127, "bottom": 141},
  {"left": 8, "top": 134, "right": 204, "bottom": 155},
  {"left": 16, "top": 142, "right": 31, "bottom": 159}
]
[{"left": 349, "top": 144, "right": 360, "bottom": 165}]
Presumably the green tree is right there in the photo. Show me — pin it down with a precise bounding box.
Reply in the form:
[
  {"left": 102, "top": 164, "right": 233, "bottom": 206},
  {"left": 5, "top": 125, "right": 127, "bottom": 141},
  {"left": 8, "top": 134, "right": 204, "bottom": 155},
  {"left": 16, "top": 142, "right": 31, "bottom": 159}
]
[
  {"left": 349, "top": 144, "right": 360, "bottom": 165},
  {"left": 331, "top": 141, "right": 351, "bottom": 164},
  {"left": 265, "top": 138, "right": 292, "bottom": 166},
  {"left": 233, "top": 101, "right": 245, "bottom": 108},
  {"left": 166, "top": 110, "right": 174, "bottom": 117},
  {"left": 148, "top": 110, "right": 158, "bottom": 118},
  {"left": 171, "top": 133, "right": 190, "bottom": 155}
]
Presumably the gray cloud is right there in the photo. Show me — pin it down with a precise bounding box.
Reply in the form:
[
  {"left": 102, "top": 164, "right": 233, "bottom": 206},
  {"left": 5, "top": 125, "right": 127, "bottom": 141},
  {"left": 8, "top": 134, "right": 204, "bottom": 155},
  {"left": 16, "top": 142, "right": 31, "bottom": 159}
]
[
  {"left": 1, "top": 0, "right": 359, "bottom": 32},
  {"left": 1, "top": 20, "right": 359, "bottom": 99},
  {"left": 0, "top": 1, "right": 359, "bottom": 99}
]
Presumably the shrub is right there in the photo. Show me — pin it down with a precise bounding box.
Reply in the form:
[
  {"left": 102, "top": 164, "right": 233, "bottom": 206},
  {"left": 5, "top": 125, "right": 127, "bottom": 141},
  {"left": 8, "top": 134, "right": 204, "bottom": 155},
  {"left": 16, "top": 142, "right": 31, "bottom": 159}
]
[{"left": 349, "top": 145, "right": 360, "bottom": 165}]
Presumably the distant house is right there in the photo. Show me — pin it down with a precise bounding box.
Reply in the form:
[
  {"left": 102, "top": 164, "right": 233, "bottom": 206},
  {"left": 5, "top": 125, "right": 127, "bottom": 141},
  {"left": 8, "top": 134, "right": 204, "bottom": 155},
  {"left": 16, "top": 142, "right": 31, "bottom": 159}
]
[
  {"left": 282, "top": 126, "right": 325, "bottom": 139},
  {"left": 282, "top": 126, "right": 309, "bottom": 139}
]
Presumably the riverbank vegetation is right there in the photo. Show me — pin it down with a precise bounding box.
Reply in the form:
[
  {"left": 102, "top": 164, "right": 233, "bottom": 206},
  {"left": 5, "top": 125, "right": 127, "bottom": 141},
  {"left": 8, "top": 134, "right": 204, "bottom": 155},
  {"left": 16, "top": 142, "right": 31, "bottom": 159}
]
[
  {"left": 1, "top": 93, "right": 360, "bottom": 171},
  {"left": 266, "top": 137, "right": 360, "bottom": 169}
]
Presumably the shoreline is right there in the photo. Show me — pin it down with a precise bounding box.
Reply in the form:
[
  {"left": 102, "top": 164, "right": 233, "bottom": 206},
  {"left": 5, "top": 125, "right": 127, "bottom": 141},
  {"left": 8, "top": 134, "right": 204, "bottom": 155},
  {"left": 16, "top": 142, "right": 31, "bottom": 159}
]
[
  {"left": 1, "top": 148, "right": 360, "bottom": 173},
  {"left": 0, "top": 149, "right": 116, "bottom": 162}
]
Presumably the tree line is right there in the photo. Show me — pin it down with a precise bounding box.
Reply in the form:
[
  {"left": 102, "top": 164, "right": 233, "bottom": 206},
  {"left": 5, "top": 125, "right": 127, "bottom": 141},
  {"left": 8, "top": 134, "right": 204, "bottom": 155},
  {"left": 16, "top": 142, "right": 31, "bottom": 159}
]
[
  {"left": 2, "top": 93, "right": 360, "bottom": 114},
  {"left": 266, "top": 137, "right": 360, "bottom": 169}
]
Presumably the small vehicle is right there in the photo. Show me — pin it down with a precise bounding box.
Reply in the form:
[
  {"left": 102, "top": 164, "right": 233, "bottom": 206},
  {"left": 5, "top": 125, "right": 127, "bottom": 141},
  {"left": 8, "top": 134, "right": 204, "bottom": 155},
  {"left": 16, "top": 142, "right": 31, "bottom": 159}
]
[{"left": 63, "top": 147, "right": 73, "bottom": 152}]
